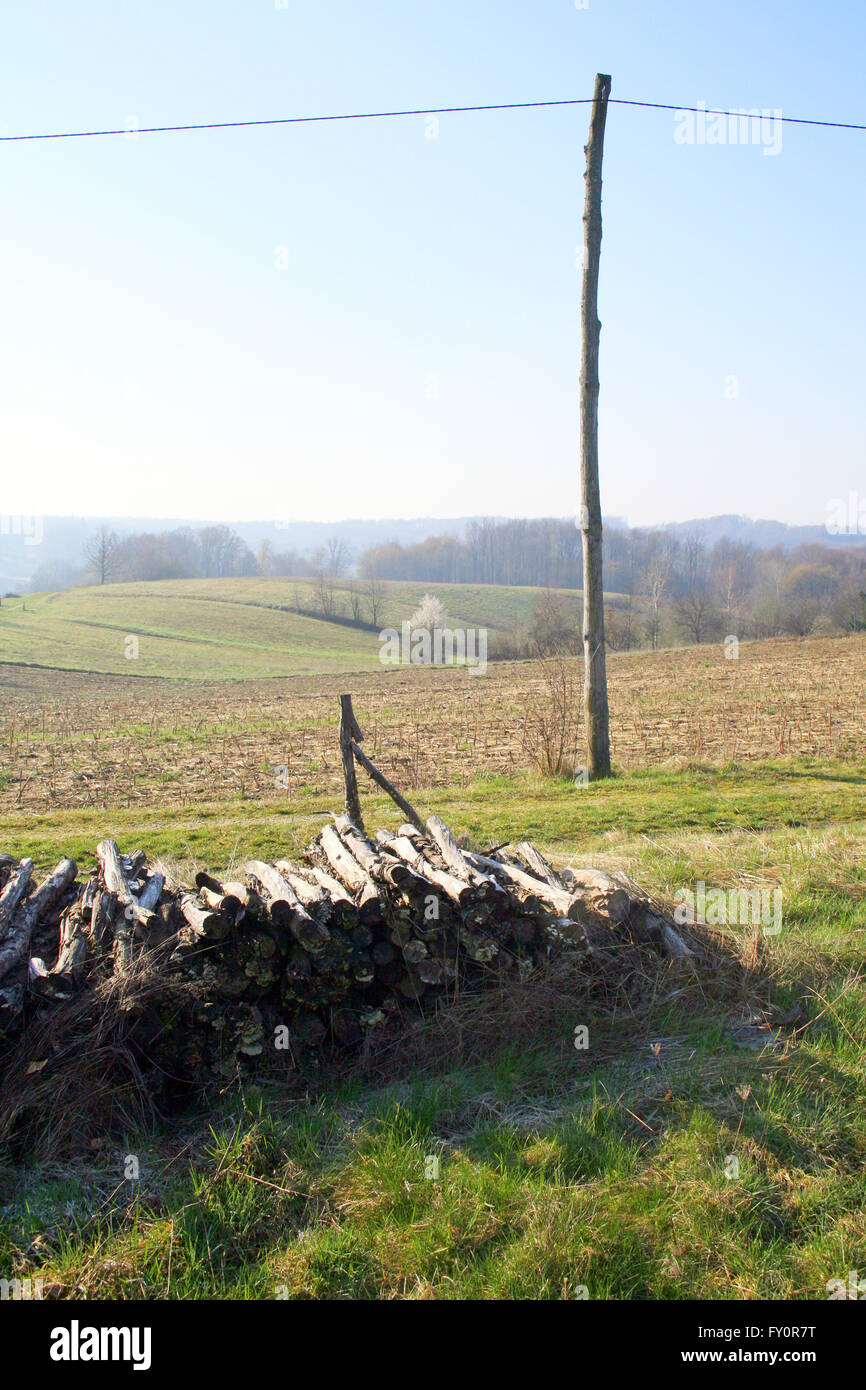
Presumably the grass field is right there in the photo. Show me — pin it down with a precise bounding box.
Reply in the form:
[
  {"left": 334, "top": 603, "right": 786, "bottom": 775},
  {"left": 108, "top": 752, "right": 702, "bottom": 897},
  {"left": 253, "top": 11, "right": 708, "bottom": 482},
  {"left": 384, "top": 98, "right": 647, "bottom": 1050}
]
[
  {"left": 0, "top": 592, "right": 864, "bottom": 1301},
  {"left": 0, "top": 577, "right": 585, "bottom": 680}
]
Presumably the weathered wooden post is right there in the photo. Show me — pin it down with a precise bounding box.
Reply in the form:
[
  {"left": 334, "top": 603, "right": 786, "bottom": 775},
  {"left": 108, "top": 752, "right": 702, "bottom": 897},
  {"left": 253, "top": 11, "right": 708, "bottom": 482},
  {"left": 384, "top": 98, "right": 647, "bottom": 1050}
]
[
  {"left": 339, "top": 693, "right": 364, "bottom": 829},
  {"left": 579, "top": 72, "right": 613, "bottom": 780}
]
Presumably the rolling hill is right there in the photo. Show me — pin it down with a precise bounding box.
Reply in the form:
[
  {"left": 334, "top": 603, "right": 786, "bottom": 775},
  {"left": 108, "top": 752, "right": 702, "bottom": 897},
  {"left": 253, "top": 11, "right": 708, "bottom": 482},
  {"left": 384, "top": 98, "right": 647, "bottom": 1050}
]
[{"left": 0, "top": 577, "right": 584, "bottom": 680}]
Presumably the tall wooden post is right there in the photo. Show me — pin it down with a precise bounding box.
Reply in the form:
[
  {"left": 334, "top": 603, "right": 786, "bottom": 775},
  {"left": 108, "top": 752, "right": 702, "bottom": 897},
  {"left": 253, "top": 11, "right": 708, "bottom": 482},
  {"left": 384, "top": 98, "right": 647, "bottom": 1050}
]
[
  {"left": 339, "top": 694, "right": 365, "bottom": 829},
  {"left": 579, "top": 73, "right": 612, "bottom": 780}
]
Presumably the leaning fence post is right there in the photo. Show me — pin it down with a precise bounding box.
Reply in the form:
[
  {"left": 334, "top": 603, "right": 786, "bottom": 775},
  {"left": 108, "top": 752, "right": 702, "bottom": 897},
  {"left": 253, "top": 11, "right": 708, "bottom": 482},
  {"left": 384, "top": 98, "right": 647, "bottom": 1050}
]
[{"left": 339, "top": 694, "right": 365, "bottom": 829}]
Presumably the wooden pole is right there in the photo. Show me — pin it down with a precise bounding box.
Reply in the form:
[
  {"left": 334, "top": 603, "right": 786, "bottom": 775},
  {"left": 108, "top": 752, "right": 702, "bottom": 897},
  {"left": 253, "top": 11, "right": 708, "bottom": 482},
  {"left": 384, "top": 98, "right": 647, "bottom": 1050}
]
[
  {"left": 339, "top": 694, "right": 365, "bottom": 830},
  {"left": 579, "top": 72, "right": 613, "bottom": 780}
]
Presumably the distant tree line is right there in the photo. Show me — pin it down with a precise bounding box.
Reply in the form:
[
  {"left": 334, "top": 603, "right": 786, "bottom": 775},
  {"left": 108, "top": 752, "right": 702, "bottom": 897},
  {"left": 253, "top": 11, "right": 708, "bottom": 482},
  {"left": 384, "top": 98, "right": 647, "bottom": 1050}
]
[
  {"left": 26, "top": 515, "right": 866, "bottom": 652},
  {"left": 31, "top": 525, "right": 347, "bottom": 590},
  {"left": 28, "top": 523, "right": 390, "bottom": 631},
  {"left": 359, "top": 519, "right": 866, "bottom": 651},
  {"left": 358, "top": 519, "right": 584, "bottom": 589}
]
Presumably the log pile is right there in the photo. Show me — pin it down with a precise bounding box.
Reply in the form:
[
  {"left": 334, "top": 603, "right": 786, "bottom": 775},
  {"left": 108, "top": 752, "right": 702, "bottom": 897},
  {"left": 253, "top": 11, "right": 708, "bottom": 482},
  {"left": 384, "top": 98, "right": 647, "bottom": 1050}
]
[{"left": 0, "top": 812, "right": 691, "bottom": 1088}]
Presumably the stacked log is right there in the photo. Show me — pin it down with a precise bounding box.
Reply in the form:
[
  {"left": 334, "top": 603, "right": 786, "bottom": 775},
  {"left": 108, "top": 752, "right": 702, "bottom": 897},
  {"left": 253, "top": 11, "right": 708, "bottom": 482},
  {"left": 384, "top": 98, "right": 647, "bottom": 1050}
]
[
  {"left": 0, "top": 856, "right": 79, "bottom": 1024},
  {"left": 0, "top": 814, "right": 691, "bottom": 1087}
]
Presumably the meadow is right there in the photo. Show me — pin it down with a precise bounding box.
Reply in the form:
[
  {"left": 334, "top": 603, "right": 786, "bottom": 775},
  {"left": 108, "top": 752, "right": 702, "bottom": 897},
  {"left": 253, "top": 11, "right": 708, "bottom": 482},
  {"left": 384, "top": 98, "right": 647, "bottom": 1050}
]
[
  {"left": 0, "top": 577, "right": 577, "bottom": 680},
  {"left": 0, "top": 582, "right": 864, "bottom": 1300}
]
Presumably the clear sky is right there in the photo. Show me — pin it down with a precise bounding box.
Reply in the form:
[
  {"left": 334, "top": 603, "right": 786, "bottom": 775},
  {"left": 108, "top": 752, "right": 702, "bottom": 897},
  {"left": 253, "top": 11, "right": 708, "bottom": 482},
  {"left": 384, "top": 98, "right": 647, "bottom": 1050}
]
[{"left": 1, "top": 0, "right": 864, "bottom": 528}]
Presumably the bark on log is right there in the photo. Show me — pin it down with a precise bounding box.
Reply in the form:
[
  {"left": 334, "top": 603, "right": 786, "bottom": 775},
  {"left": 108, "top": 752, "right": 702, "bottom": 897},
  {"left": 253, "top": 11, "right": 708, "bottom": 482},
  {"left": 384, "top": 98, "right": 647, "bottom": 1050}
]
[
  {"left": 52, "top": 901, "right": 92, "bottom": 982},
  {"left": 244, "top": 861, "right": 331, "bottom": 955},
  {"left": 80, "top": 875, "right": 100, "bottom": 923},
  {"left": 113, "top": 919, "right": 134, "bottom": 973},
  {"left": 333, "top": 815, "right": 422, "bottom": 892},
  {"left": 483, "top": 853, "right": 633, "bottom": 927},
  {"left": 88, "top": 890, "right": 118, "bottom": 952},
  {"left": 465, "top": 850, "right": 583, "bottom": 921},
  {"left": 221, "top": 881, "right": 266, "bottom": 917},
  {"left": 425, "top": 817, "right": 503, "bottom": 899},
  {"left": 376, "top": 829, "right": 474, "bottom": 908},
  {"left": 0, "top": 859, "right": 34, "bottom": 933},
  {"left": 318, "top": 826, "right": 373, "bottom": 897},
  {"left": 178, "top": 893, "right": 231, "bottom": 940},
  {"left": 513, "top": 841, "right": 567, "bottom": 891},
  {"left": 0, "top": 858, "right": 77, "bottom": 982},
  {"left": 122, "top": 850, "right": 146, "bottom": 879},
  {"left": 301, "top": 866, "right": 359, "bottom": 930},
  {"left": 137, "top": 872, "right": 165, "bottom": 913},
  {"left": 558, "top": 867, "right": 635, "bottom": 925},
  {"left": 97, "top": 840, "right": 155, "bottom": 930},
  {"left": 197, "top": 884, "right": 245, "bottom": 926},
  {"left": 274, "top": 861, "right": 328, "bottom": 913}
]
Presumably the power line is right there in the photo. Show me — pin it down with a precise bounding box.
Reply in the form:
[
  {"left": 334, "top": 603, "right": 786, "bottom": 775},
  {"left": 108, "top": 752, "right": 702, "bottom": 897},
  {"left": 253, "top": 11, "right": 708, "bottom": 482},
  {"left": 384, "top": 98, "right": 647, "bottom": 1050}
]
[
  {"left": 611, "top": 98, "right": 866, "bottom": 132},
  {"left": 1, "top": 96, "right": 864, "bottom": 143},
  {"left": 0, "top": 98, "right": 595, "bottom": 142}
]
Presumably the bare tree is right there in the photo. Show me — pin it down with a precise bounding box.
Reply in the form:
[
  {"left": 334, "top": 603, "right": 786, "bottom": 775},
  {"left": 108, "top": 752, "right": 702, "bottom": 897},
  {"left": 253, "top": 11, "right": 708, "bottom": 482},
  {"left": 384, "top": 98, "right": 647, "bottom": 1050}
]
[
  {"left": 83, "top": 526, "right": 120, "bottom": 585},
  {"left": 644, "top": 554, "right": 671, "bottom": 651},
  {"left": 198, "top": 525, "right": 254, "bottom": 578},
  {"left": 312, "top": 565, "right": 336, "bottom": 619},
  {"left": 521, "top": 650, "right": 582, "bottom": 778},
  {"left": 530, "top": 587, "right": 578, "bottom": 655},
  {"left": 683, "top": 531, "right": 706, "bottom": 593},
  {"left": 257, "top": 539, "right": 275, "bottom": 576},
  {"left": 365, "top": 577, "right": 384, "bottom": 627},
  {"left": 675, "top": 590, "right": 718, "bottom": 645},
  {"left": 327, "top": 537, "right": 352, "bottom": 579}
]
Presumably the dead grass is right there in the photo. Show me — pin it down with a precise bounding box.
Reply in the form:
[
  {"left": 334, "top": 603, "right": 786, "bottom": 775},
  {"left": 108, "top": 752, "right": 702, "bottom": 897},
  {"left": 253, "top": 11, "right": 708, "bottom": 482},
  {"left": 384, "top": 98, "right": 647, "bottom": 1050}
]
[
  {"left": 0, "top": 633, "right": 863, "bottom": 812},
  {"left": 0, "top": 951, "right": 191, "bottom": 1162},
  {"left": 0, "top": 901, "right": 759, "bottom": 1166}
]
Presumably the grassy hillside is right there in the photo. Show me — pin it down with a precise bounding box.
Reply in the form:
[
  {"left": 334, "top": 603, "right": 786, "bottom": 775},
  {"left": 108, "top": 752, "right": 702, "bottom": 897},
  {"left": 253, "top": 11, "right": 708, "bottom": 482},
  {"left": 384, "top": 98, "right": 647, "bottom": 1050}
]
[
  {"left": 0, "top": 578, "right": 583, "bottom": 680},
  {"left": 79, "top": 576, "right": 584, "bottom": 635},
  {"left": 0, "top": 584, "right": 377, "bottom": 680}
]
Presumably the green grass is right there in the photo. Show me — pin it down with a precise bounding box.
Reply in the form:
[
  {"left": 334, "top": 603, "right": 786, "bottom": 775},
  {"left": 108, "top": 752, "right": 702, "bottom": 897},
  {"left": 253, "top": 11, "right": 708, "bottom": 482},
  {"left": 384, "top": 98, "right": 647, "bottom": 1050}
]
[
  {"left": 0, "top": 577, "right": 586, "bottom": 680},
  {"left": 1, "top": 760, "right": 864, "bottom": 1299},
  {"left": 73, "top": 576, "right": 583, "bottom": 636},
  {"left": 4, "top": 758, "right": 863, "bottom": 876},
  {"left": 0, "top": 585, "right": 380, "bottom": 679}
]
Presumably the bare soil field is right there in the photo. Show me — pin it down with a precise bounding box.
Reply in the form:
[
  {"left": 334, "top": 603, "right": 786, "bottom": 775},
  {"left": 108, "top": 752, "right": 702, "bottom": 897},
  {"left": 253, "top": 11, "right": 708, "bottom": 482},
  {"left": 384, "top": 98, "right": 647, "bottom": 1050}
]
[{"left": 1, "top": 634, "right": 862, "bottom": 814}]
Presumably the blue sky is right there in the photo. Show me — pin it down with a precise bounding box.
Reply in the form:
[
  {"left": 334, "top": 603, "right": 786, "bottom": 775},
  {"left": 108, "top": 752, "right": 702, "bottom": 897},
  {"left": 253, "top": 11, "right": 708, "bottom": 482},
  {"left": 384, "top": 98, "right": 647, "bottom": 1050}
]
[{"left": 0, "top": 0, "right": 863, "bottom": 528}]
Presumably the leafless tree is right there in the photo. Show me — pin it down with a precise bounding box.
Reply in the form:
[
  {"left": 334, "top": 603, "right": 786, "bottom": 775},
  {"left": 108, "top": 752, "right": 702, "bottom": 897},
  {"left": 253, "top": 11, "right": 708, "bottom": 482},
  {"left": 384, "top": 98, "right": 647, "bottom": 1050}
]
[
  {"left": 644, "top": 554, "right": 670, "bottom": 650},
  {"left": 198, "top": 525, "right": 255, "bottom": 578},
  {"left": 365, "top": 577, "right": 384, "bottom": 627},
  {"left": 327, "top": 537, "right": 352, "bottom": 578},
  {"left": 83, "top": 526, "right": 121, "bottom": 585},
  {"left": 675, "top": 589, "right": 718, "bottom": 645},
  {"left": 683, "top": 531, "right": 707, "bottom": 593},
  {"left": 520, "top": 649, "right": 582, "bottom": 778},
  {"left": 530, "top": 588, "right": 578, "bottom": 655},
  {"left": 257, "top": 539, "right": 275, "bottom": 576}
]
